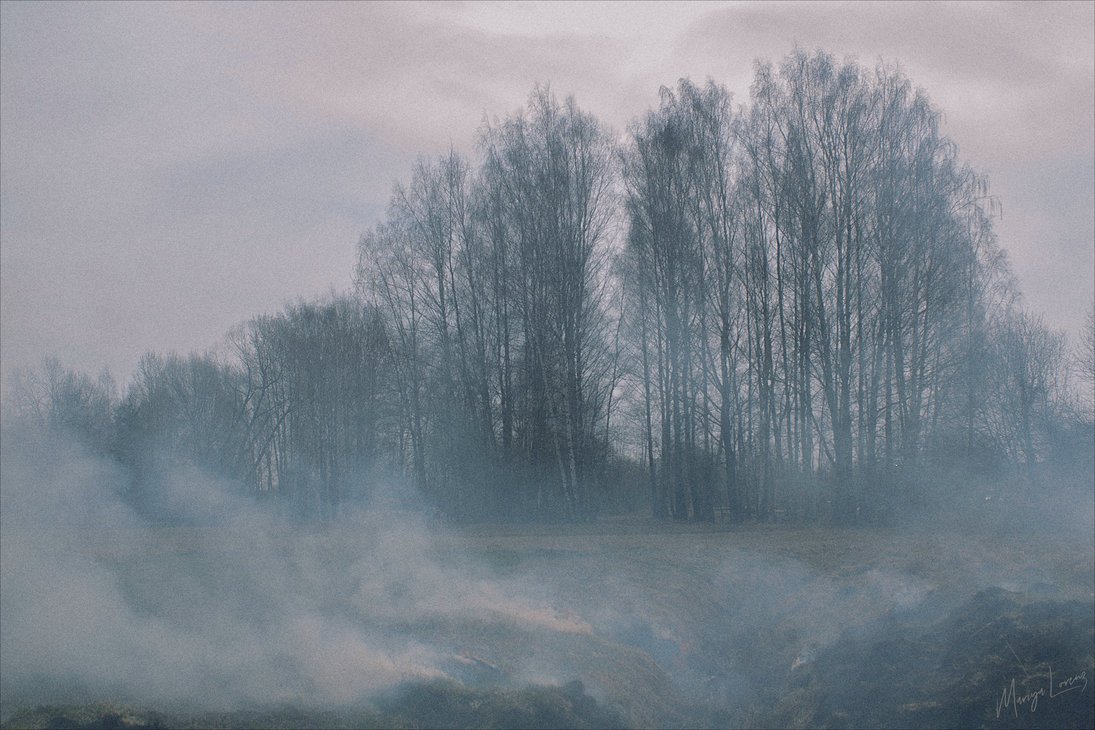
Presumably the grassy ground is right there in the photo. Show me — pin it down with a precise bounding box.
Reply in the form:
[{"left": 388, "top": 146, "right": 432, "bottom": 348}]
[{"left": 2, "top": 514, "right": 1092, "bottom": 728}]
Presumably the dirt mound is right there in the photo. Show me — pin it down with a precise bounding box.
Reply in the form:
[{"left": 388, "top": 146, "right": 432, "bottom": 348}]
[
  {"left": 766, "top": 587, "right": 1094, "bottom": 729},
  {"left": 0, "top": 681, "right": 623, "bottom": 730},
  {"left": 0, "top": 704, "right": 167, "bottom": 730}
]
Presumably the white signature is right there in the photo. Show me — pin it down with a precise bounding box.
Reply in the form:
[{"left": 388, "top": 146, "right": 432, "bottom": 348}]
[{"left": 995, "top": 665, "right": 1088, "bottom": 719}]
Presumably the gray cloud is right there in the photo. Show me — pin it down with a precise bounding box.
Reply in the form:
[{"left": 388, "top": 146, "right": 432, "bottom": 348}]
[{"left": 1, "top": 1, "right": 1092, "bottom": 385}]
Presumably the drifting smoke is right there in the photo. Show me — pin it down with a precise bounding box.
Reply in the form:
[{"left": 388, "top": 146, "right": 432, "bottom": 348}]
[
  {"left": 1, "top": 425, "right": 1092, "bottom": 728},
  {"left": 0, "top": 429, "right": 597, "bottom": 718}
]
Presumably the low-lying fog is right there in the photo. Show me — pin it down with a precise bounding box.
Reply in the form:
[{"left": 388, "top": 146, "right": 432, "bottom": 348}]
[{"left": 1, "top": 430, "right": 1092, "bottom": 729}]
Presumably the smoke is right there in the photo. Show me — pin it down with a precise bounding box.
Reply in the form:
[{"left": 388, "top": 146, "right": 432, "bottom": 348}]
[
  {"left": 2, "top": 425, "right": 1091, "bottom": 727},
  {"left": 0, "top": 428, "right": 610, "bottom": 720}
]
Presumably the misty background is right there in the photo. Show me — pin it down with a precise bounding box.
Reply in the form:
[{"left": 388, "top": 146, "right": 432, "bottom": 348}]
[
  {"left": 1, "top": 1, "right": 1092, "bottom": 386},
  {"left": 1, "top": 3, "right": 1093, "bottom": 730}
]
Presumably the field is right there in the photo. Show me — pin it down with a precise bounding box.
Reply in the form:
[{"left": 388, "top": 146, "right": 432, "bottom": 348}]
[{"left": 2, "top": 508, "right": 1093, "bottom": 729}]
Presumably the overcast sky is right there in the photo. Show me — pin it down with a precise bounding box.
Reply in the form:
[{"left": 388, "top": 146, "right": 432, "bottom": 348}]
[{"left": 2, "top": 1, "right": 1092, "bottom": 387}]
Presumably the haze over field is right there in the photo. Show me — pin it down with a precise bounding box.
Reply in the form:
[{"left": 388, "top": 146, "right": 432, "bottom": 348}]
[
  {"left": 1, "top": 3, "right": 1093, "bottom": 729},
  {"left": 2, "top": 428, "right": 1092, "bottom": 728}
]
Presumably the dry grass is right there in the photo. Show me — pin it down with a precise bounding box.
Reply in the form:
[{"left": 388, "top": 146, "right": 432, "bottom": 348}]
[{"left": 3, "top": 515, "right": 1091, "bottom": 728}]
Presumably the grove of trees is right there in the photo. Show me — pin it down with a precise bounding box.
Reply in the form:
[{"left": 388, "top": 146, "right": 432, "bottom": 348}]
[{"left": 6, "top": 50, "right": 1092, "bottom": 524}]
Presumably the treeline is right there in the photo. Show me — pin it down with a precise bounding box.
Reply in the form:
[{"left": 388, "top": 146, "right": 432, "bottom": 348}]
[
  {"left": 5, "top": 301, "right": 391, "bottom": 520},
  {"left": 355, "top": 88, "right": 622, "bottom": 520},
  {"left": 618, "top": 54, "right": 1076, "bottom": 522},
  {"left": 6, "top": 50, "right": 1093, "bottom": 523}
]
